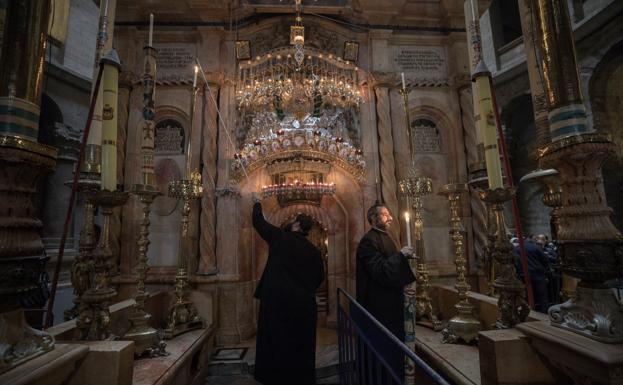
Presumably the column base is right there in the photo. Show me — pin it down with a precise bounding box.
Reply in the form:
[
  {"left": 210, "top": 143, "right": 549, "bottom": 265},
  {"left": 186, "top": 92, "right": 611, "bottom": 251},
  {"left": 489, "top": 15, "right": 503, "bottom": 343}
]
[
  {"left": 549, "top": 285, "right": 623, "bottom": 343},
  {"left": 163, "top": 299, "right": 203, "bottom": 339},
  {"left": 0, "top": 309, "right": 55, "bottom": 374},
  {"left": 123, "top": 310, "right": 167, "bottom": 357}
]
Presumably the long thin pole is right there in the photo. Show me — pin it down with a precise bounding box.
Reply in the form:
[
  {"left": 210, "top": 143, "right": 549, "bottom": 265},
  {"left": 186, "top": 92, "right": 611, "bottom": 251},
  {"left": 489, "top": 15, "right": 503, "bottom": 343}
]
[
  {"left": 490, "top": 84, "right": 535, "bottom": 309},
  {"left": 44, "top": 63, "right": 105, "bottom": 328}
]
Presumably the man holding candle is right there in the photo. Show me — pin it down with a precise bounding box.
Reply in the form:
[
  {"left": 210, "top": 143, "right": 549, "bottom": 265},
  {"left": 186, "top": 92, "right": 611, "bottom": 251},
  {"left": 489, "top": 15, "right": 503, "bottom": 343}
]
[{"left": 356, "top": 202, "right": 416, "bottom": 380}]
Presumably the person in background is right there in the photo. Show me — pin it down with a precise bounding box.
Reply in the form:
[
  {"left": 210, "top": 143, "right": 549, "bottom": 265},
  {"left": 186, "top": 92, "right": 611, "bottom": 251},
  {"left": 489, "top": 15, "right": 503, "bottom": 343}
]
[
  {"left": 252, "top": 195, "right": 325, "bottom": 385},
  {"left": 514, "top": 236, "right": 550, "bottom": 312},
  {"left": 536, "top": 234, "right": 560, "bottom": 305}
]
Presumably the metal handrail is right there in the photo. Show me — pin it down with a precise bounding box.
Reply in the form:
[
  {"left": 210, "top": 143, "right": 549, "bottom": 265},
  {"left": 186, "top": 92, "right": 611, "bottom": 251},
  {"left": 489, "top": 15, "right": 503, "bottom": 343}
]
[{"left": 337, "top": 287, "right": 451, "bottom": 385}]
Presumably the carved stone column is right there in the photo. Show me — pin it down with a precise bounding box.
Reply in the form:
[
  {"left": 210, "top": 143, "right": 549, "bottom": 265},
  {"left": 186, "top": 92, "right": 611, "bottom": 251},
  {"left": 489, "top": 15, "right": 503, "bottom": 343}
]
[
  {"left": 0, "top": 0, "right": 56, "bottom": 374},
  {"left": 458, "top": 86, "right": 488, "bottom": 283},
  {"left": 372, "top": 74, "right": 400, "bottom": 241},
  {"left": 199, "top": 83, "right": 219, "bottom": 274}
]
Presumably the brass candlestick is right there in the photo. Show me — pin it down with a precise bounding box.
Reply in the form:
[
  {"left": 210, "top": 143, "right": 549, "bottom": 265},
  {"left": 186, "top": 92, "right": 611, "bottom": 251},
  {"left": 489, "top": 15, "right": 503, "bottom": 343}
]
[
  {"left": 439, "top": 183, "right": 482, "bottom": 343},
  {"left": 122, "top": 184, "right": 167, "bottom": 356},
  {"left": 77, "top": 190, "right": 128, "bottom": 340},
  {"left": 479, "top": 187, "right": 530, "bottom": 329},
  {"left": 65, "top": 181, "right": 100, "bottom": 321},
  {"left": 164, "top": 172, "right": 203, "bottom": 339},
  {"left": 399, "top": 171, "right": 443, "bottom": 331}
]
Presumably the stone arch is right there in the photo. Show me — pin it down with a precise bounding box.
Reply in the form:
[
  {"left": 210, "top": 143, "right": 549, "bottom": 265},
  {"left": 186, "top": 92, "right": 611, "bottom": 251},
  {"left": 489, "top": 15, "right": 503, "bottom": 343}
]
[
  {"left": 408, "top": 102, "right": 455, "bottom": 157},
  {"left": 589, "top": 39, "right": 623, "bottom": 231}
]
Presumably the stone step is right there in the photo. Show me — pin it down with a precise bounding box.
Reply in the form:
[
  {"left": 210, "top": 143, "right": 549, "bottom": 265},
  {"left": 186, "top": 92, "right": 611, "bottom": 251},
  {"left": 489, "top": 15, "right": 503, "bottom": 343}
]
[{"left": 207, "top": 344, "right": 339, "bottom": 380}]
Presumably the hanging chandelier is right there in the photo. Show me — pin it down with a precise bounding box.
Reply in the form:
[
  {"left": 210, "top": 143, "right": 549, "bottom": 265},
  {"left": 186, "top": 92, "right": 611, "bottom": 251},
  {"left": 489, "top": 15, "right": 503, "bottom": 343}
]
[
  {"left": 236, "top": 1, "right": 362, "bottom": 116},
  {"left": 261, "top": 180, "right": 336, "bottom": 206}
]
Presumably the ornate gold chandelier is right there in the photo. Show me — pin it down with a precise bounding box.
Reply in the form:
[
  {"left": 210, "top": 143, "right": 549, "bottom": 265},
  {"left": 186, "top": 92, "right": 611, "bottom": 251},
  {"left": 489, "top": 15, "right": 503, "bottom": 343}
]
[
  {"left": 261, "top": 180, "right": 336, "bottom": 206},
  {"left": 236, "top": 0, "right": 362, "bottom": 116}
]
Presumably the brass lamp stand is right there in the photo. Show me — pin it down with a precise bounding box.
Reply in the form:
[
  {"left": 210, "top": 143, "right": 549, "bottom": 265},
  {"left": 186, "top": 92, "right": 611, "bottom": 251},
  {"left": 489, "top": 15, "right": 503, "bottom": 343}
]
[
  {"left": 77, "top": 190, "right": 128, "bottom": 340},
  {"left": 399, "top": 171, "right": 443, "bottom": 331},
  {"left": 479, "top": 187, "right": 530, "bottom": 329},
  {"left": 164, "top": 172, "right": 203, "bottom": 338},
  {"left": 439, "top": 183, "right": 482, "bottom": 343},
  {"left": 122, "top": 184, "right": 167, "bottom": 356}
]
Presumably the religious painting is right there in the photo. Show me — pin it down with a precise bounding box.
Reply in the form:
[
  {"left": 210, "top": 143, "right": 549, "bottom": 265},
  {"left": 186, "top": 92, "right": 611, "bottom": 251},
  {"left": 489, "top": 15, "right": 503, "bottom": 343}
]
[
  {"left": 343, "top": 41, "right": 359, "bottom": 62},
  {"left": 235, "top": 40, "right": 251, "bottom": 61}
]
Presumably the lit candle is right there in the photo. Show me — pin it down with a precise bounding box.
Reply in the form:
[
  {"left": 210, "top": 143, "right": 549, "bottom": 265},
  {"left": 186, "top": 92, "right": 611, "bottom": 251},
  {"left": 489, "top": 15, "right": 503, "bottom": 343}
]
[
  {"left": 401, "top": 72, "right": 406, "bottom": 90},
  {"left": 193, "top": 65, "right": 198, "bottom": 88},
  {"left": 404, "top": 212, "right": 412, "bottom": 247},
  {"left": 148, "top": 13, "right": 154, "bottom": 47}
]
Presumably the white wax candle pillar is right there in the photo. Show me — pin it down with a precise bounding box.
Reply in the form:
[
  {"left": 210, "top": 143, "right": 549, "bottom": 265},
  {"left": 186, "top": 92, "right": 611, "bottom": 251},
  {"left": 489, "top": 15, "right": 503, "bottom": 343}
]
[
  {"left": 401, "top": 72, "right": 406, "bottom": 90},
  {"left": 404, "top": 212, "right": 412, "bottom": 247},
  {"left": 148, "top": 13, "right": 154, "bottom": 47},
  {"left": 193, "top": 65, "right": 198, "bottom": 87}
]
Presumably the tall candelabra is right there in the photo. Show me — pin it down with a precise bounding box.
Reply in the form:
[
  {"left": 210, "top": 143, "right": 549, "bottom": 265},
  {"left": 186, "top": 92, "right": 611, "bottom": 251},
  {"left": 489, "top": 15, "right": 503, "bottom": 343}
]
[
  {"left": 122, "top": 185, "right": 166, "bottom": 356},
  {"left": 399, "top": 171, "right": 443, "bottom": 331},
  {"left": 121, "top": 41, "right": 167, "bottom": 356},
  {"left": 65, "top": 181, "right": 99, "bottom": 321},
  {"left": 164, "top": 172, "right": 203, "bottom": 338},
  {"left": 77, "top": 190, "right": 128, "bottom": 340},
  {"left": 439, "top": 183, "right": 482, "bottom": 343},
  {"left": 479, "top": 187, "right": 530, "bottom": 329},
  {"left": 164, "top": 82, "right": 203, "bottom": 339}
]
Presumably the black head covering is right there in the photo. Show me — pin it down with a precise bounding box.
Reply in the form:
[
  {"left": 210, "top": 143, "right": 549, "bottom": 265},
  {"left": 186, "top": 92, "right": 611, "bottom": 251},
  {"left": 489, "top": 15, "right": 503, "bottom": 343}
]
[{"left": 295, "top": 213, "right": 313, "bottom": 236}]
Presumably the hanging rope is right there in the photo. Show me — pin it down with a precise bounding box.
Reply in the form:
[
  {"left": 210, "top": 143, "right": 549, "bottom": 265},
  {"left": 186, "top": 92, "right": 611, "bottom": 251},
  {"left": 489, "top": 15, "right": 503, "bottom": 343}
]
[{"left": 195, "top": 57, "right": 250, "bottom": 182}]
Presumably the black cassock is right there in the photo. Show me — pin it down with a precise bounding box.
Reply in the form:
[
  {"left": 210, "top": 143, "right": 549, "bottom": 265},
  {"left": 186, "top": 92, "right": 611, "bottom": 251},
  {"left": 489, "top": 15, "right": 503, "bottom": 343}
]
[
  {"left": 252, "top": 202, "right": 325, "bottom": 385},
  {"left": 356, "top": 227, "right": 415, "bottom": 340}
]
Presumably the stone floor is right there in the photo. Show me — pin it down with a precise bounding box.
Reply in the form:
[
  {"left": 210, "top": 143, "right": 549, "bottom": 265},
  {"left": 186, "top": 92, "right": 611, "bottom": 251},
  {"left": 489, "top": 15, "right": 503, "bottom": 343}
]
[{"left": 205, "top": 326, "right": 339, "bottom": 385}]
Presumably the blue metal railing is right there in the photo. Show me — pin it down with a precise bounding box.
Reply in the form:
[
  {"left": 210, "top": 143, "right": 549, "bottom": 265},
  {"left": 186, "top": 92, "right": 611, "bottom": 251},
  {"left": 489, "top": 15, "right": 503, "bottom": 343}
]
[{"left": 337, "top": 288, "right": 451, "bottom": 385}]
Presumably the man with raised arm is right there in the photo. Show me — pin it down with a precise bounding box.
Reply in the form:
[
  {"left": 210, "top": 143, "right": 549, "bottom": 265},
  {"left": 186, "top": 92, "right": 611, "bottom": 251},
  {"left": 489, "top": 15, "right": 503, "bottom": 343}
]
[{"left": 252, "top": 194, "right": 325, "bottom": 385}]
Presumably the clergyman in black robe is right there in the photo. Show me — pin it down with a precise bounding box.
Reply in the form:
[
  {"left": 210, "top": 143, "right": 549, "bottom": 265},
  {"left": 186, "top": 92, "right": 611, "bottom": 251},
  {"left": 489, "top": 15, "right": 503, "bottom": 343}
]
[
  {"left": 252, "top": 199, "right": 325, "bottom": 385},
  {"left": 356, "top": 203, "right": 416, "bottom": 382}
]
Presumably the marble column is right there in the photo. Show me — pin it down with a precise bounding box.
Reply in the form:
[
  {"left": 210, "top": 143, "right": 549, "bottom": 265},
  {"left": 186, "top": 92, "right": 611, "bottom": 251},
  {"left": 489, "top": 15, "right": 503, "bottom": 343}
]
[
  {"left": 373, "top": 78, "right": 400, "bottom": 242},
  {"left": 198, "top": 83, "right": 219, "bottom": 274},
  {"left": 458, "top": 86, "right": 488, "bottom": 274}
]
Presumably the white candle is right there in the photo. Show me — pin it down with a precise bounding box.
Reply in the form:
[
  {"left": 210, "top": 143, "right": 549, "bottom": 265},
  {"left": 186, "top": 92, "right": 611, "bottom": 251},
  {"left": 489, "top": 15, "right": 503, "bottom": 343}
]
[
  {"left": 103, "top": 0, "right": 109, "bottom": 17},
  {"left": 401, "top": 72, "right": 406, "bottom": 90},
  {"left": 148, "top": 13, "right": 154, "bottom": 47},
  {"left": 193, "top": 65, "right": 198, "bottom": 87},
  {"left": 404, "top": 212, "right": 412, "bottom": 247}
]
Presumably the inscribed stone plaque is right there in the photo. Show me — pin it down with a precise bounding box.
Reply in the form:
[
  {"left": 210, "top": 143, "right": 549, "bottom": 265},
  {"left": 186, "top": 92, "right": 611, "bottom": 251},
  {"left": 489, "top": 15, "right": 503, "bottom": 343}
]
[
  {"left": 155, "top": 119, "right": 185, "bottom": 155},
  {"left": 412, "top": 119, "right": 442, "bottom": 153},
  {"left": 154, "top": 44, "right": 196, "bottom": 83},
  {"left": 393, "top": 46, "right": 448, "bottom": 81}
]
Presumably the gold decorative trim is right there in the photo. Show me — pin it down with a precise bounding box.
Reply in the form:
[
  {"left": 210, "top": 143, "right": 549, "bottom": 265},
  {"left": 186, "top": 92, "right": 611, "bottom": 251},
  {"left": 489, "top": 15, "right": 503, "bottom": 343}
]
[
  {"left": 0, "top": 135, "right": 57, "bottom": 159},
  {"left": 537, "top": 133, "right": 612, "bottom": 158}
]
